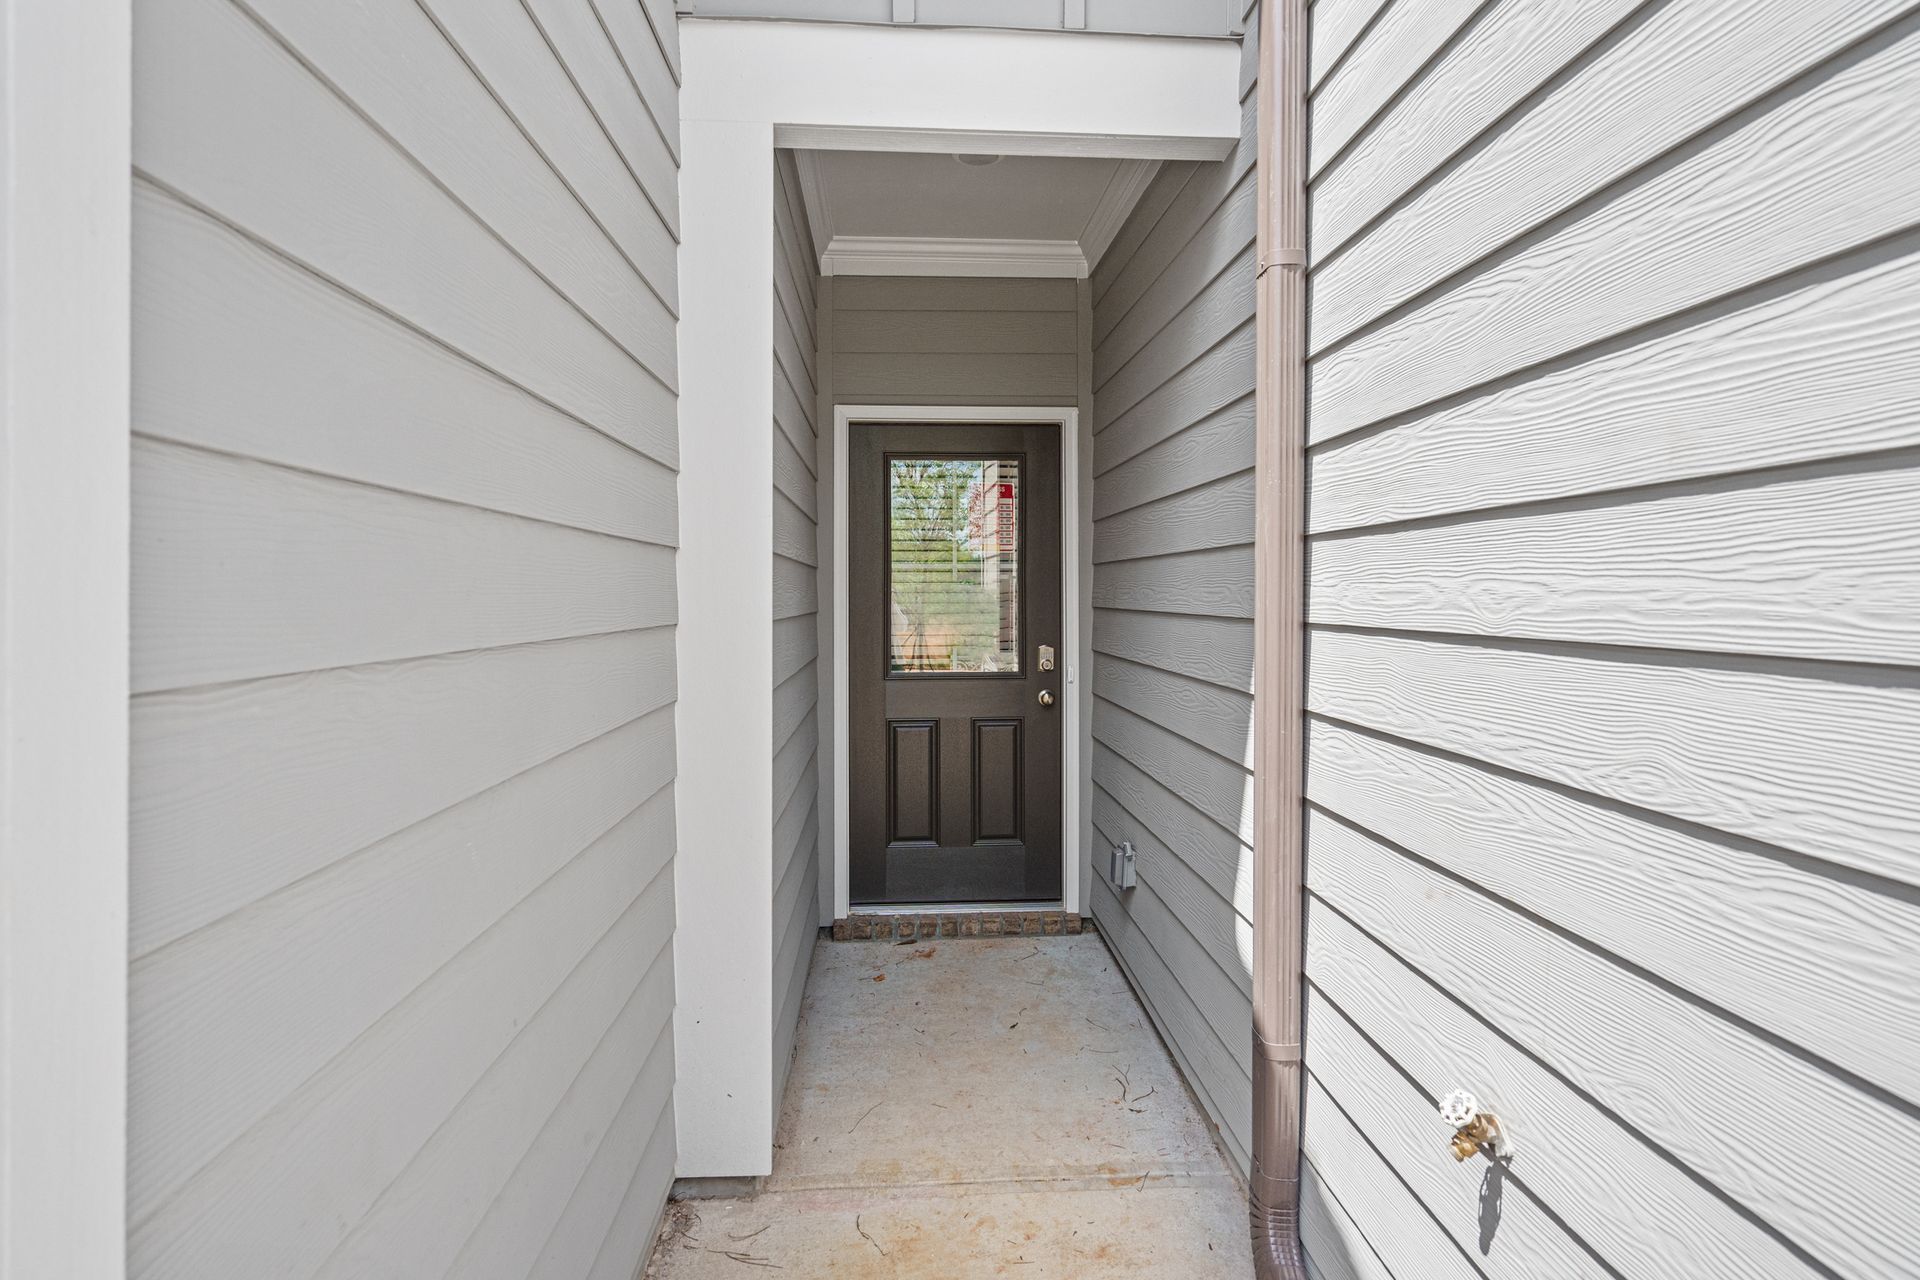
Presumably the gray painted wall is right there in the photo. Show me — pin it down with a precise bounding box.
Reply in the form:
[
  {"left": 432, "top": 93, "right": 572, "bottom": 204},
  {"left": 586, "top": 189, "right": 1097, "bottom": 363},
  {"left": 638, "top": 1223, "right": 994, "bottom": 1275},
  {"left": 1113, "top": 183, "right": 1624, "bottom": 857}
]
[
  {"left": 1298, "top": 4, "right": 1920, "bottom": 1278},
  {"left": 1086, "top": 26, "right": 1260, "bottom": 1177},
  {"left": 830, "top": 276, "right": 1082, "bottom": 408},
  {"left": 772, "top": 151, "right": 822, "bottom": 1097},
  {"left": 127, "top": 1, "right": 682, "bottom": 1275}
]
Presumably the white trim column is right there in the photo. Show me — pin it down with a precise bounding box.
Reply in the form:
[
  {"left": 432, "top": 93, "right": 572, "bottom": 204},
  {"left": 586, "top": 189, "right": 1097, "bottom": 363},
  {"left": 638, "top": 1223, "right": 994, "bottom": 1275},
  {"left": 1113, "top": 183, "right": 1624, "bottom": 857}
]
[
  {"left": 672, "top": 116, "right": 778, "bottom": 1177},
  {"left": 1, "top": 1, "right": 133, "bottom": 1275}
]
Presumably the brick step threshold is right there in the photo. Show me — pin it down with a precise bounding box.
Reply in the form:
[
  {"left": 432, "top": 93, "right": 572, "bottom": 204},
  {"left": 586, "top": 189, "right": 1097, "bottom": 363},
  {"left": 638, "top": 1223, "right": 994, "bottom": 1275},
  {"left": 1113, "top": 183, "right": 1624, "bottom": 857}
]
[{"left": 831, "top": 909, "right": 1088, "bottom": 940}]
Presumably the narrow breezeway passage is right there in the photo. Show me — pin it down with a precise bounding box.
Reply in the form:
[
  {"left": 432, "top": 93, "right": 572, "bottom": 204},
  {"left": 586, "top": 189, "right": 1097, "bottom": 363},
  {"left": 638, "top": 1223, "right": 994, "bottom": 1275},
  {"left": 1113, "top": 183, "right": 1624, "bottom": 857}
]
[{"left": 644, "top": 933, "right": 1252, "bottom": 1277}]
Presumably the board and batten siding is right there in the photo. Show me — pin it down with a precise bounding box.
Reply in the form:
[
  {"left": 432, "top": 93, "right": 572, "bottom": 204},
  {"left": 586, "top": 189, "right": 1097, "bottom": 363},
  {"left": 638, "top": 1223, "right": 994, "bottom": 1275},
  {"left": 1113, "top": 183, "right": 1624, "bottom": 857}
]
[
  {"left": 772, "top": 150, "right": 822, "bottom": 1098},
  {"left": 1298, "top": 2, "right": 1920, "bottom": 1279},
  {"left": 128, "top": 0, "right": 682, "bottom": 1276},
  {"left": 1086, "top": 0, "right": 1259, "bottom": 1179}
]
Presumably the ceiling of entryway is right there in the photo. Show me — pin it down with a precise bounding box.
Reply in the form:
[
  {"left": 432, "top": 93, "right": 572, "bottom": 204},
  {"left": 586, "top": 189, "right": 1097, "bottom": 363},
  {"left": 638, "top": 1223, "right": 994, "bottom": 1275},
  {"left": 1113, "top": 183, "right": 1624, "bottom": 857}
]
[{"left": 791, "top": 149, "right": 1161, "bottom": 279}]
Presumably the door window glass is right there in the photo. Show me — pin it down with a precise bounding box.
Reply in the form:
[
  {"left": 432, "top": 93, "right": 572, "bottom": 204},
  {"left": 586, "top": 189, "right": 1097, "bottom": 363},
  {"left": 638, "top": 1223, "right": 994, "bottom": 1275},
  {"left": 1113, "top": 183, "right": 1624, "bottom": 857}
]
[{"left": 888, "top": 458, "right": 1021, "bottom": 673}]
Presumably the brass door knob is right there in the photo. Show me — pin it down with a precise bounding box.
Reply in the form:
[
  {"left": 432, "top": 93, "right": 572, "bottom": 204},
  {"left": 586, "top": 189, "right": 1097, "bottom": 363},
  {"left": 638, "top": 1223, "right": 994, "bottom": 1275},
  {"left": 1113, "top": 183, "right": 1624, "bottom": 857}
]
[{"left": 1038, "top": 690, "right": 1056, "bottom": 708}]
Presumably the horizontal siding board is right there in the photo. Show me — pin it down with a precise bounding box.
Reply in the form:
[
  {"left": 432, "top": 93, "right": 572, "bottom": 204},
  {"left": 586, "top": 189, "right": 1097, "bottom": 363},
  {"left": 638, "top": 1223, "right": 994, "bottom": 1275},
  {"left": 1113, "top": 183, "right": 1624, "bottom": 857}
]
[
  {"left": 233, "top": 0, "right": 675, "bottom": 364},
  {"left": 1092, "top": 745, "right": 1250, "bottom": 910},
  {"left": 312, "top": 944, "right": 674, "bottom": 1279},
  {"left": 772, "top": 488, "right": 818, "bottom": 566},
  {"left": 773, "top": 713, "right": 819, "bottom": 816},
  {"left": 1094, "top": 190, "right": 1255, "bottom": 393},
  {"left": 582, "top": 1109, "right": 678, "bottom": 1280},
  {"left": 1093, "top": 879, "right": 1251, "bottom": 1171},
  {"left": 1310, "top": 21, "right": 1920, "bottom": 439},
  {"left": 1091, "top": 809, "right": 1248, "bottom": 998},
  {"left": 1307, "top": 0, "right": 1483, "bottom": 178},
  {"left": 1308, "top": 238, "right": 1920, "bottom": 530},
  {"left": 1095, "top": 322, "right": 1254, "bottom": 467},
  {"left": 1310, "top": 810, "right": 1920, "bottom": 1276},
  {"left": 1310, "top": 459, "right": 1920, "bottom": 664},
  {"left": 131, "top": 628, "right": 674, "bottom": 956},
  {"left": 774, "top": 428, "right": 819, "bottom": 512},
  {"left": 1091, "top": 609, "right": 1253, "bottom": 692},
  {"left": 1308, "top": 0, "right": 1394, "bottom": 89},
  {"left": 772, "top": 661, "right": 819, "bottom": 754},
  {"left": 1313, "top": 0, "right": 1915, "bottom": 349},
  {"left": 1304, "top": 996, "right": 1612, "bottom": 1280},
  {"left": 1092, "top": 394, "right": 1253, "bottom": 518},
  {"left": 1093, "top": 470, "right": 1253, "bottom": 564},
  {"left": 130, "top": 722, "right": 673, "bottom": 1216},
  {"left": 1094, "top": 97, "right": 1257, "bottom": 349},
  {"left": 1300, "top": 1085, "right": 1478, "bottom": 1280},
  {"left": 1308, "top": 719, "right": 1920, "bottom": 1103},
  {"left": 1093, "top": 699, "right": 1250, "bottom": 842},
  {"left": 129, "top": 807, "right": 675, "bottom": 1279},
  {"left": 1308, "top": 627, "right": 1920, "bottom": 888},
  {"left": 832, "top": 275, "right": 1075, "bottom": 312},
  {"left": 834, "top": 309, "right": 1077, "bottom": 355},
  {"left": 1092, "top": 654, "right": 1251, "bottom": 765},
  {"left": 134, "top": 187, "right": 678, "bottom": 540},
  {"left": 423, "top": 0, "right": 678, "bottom": 291},
  {"left": 772, "top": 555, "right": 819, "bottom": 622},
  {"left": 1090, "top": 545, "right": 1253, "bottom": 617},
  {"left": 834, "top": 352, "right": 1077, "bottom": 402},
  {"left": 772, "top": 614, "right": 819, "bottom": 688},
  {"left": 521, "top": 0, "right": 680, "bottom": 239},
  {"left": 1309, "top": 0, "right": 1643, "bottom": 260},
  {"left": 450, "top": 1023, "right": 675, "bottom": 1280},
  {"left": 138, "top": 0, "right": 678, "bottom": 440},
  {"left": 1310, "top": 898, "right": 1819, "bottom": 1279},
  {"left": 1093, "top": 161, "right": 1193, "bottom": 306},
  {"left": 585, "top": 0, "right": 680, "bottom": 158},
  {"left": 133, "top": 441, "right": 676, "bottom": 691},
  {"left": 1096, "top": 236, "right": 1256, "bottom": 427}
]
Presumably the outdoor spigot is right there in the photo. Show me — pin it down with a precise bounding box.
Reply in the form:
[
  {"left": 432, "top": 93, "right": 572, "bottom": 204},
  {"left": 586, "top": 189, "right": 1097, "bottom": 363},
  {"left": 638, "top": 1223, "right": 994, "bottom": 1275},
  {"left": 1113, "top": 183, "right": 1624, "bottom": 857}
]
[{"left": 1439, "top": 1089, "right": 1505, "bottom": 1162}]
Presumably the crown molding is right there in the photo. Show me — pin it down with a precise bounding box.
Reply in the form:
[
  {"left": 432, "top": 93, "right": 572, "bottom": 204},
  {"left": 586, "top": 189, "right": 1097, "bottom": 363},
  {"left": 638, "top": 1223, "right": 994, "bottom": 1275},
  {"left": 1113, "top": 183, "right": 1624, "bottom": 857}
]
[
  {"left": 1079, "top": 158, "right": 1160, "bottom": 271},
  {"left": 819, "top": 236, "right": 1088, "bottom": 278},
  {"left": 791, "top": 148, "right": 832, "bottom": 259}
]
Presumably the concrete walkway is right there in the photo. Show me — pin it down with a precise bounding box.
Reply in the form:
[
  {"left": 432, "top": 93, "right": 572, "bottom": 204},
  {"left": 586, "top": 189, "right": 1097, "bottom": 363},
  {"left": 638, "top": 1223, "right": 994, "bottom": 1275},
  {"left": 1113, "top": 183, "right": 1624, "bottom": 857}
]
[{"left": 644, "top": 932, "right": 1253, "bottom": 1278}]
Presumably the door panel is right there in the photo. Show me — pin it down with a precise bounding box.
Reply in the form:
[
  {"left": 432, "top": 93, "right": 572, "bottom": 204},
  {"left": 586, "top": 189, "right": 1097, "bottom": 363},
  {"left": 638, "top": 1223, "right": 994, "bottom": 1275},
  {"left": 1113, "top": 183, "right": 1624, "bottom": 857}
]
[{"left": 849, "top": 423, "right": 1063, "bottom": 904}]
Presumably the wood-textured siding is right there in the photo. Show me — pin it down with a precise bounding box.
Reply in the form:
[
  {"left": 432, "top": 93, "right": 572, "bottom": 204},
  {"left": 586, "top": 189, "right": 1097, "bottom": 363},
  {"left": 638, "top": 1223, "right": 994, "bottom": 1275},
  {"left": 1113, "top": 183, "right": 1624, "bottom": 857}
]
[
  {"left": 1087, "top": 3, "right": 1259, "bottom": 1178},
  {"left": 1298, "top": 3, "right": 1920, "bottom": 1278},
  {"left": 772, "top": 150, "right": 821, "bottom": 1100},
  {"left": 830, "top": 276, "right": 1082, "bottom": 408},
  {"left": 128, "top": 0, "right": 682, "bottom": 1275}
]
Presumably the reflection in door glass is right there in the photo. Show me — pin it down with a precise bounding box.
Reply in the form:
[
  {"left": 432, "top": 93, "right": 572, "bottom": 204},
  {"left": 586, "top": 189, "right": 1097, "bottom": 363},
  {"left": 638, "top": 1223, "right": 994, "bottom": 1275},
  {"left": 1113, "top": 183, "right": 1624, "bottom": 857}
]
[{"left": 889, "top": 458, "right": 1020, "bottom": 673}]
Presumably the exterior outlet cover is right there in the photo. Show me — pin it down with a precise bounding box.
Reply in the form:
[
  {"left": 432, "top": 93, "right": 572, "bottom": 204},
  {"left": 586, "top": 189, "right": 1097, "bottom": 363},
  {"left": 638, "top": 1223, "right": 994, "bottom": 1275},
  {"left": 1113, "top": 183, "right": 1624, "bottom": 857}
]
[{"left": 1109, "top": 840, "right": 1137, "bottom": 891}]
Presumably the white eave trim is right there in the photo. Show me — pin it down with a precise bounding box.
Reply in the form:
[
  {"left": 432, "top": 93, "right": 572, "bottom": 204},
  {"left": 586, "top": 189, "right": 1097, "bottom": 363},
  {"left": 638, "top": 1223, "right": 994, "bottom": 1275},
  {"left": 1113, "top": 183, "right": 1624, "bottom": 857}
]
[
  {"left": 1080, "top": 158, "right": 1161, "bottom": 272},
  {"left": 819, "top": 235, "right": 1087, "bottom": 278}
]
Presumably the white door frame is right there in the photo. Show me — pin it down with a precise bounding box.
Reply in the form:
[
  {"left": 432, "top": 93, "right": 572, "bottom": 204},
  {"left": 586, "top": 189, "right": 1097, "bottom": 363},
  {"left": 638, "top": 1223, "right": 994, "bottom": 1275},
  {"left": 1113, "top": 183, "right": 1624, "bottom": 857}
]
[{"left": 832, "top": 405, "right": 1083, "bottom": 919}]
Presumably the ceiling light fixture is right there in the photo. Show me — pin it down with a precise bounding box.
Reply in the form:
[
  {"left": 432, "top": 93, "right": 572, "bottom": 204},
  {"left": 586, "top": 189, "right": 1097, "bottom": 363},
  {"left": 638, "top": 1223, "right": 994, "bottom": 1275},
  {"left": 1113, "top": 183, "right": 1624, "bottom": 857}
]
[{"left": 953, "top": 153, "right": 1002, "bottom": 167}]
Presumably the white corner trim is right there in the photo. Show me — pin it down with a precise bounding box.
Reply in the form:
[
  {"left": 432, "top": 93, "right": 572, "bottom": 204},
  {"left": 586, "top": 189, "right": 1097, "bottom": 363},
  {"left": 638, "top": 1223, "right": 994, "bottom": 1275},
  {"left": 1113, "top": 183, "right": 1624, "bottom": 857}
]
[
  {"left": 821, "top": 236, "right": 1087, "bottom": 279},
  {"left": 773, "top": 123, "right": 1233, "bottom": 162},
  {"left": 1080, "top": 158, "right": 1161, "bottom": 272},
  {"left": 791, "top": 148, "right": 832, "bottom": 260},
  {"left": 832, "top": 407, "right": 1085, "bottom": 922}
]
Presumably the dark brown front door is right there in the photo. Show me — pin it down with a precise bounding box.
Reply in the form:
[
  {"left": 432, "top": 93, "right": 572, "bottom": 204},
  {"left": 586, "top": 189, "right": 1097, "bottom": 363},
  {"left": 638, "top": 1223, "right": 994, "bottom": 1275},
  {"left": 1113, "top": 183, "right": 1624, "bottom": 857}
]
[{"left": 849, "top": 424, "right": 1063, "bottom": 904}]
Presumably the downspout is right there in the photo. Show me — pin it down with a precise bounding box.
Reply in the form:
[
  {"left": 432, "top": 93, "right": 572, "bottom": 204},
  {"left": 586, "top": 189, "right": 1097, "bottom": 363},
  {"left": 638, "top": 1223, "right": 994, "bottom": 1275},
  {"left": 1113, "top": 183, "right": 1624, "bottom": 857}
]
[{"left": 1250, "top": 0, "right": 1309, "bottom": 1273}]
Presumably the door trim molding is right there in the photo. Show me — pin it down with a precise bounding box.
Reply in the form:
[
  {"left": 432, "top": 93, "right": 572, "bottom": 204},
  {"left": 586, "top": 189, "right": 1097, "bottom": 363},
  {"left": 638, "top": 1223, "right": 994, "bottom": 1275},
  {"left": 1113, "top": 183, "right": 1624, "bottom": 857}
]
[{"left": 832, "top": 406, "right": 1083, "bottom": 920}]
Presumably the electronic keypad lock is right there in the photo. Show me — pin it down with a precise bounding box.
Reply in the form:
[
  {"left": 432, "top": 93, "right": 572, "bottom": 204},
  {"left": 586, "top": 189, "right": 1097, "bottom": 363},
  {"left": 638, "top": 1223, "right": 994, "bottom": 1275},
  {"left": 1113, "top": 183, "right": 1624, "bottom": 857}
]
[{"left": 1038, "top": 644, "right": 1055, "bottom": 672}]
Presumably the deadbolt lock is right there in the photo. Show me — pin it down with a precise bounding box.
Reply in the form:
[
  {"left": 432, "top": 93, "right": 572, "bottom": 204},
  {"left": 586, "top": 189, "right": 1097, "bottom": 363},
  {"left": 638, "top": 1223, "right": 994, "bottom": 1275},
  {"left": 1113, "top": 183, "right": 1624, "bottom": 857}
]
[{"left": 1038, "top": 644, "right": 1055, "bottom": 672}]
